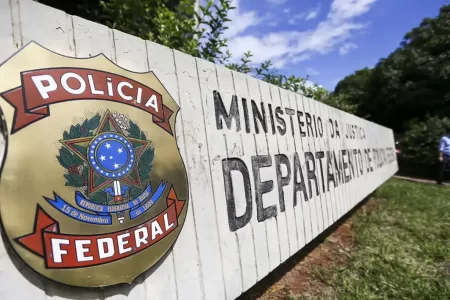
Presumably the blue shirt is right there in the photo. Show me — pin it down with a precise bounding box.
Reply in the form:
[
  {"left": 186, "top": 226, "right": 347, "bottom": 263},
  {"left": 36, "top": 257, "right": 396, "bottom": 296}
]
[{"left": 439, "top": 136, "right": 450, "bottom": 155}]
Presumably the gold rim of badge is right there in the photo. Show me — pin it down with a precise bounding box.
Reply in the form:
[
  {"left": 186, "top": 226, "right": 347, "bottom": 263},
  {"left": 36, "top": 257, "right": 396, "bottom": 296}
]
[{"left": 0, "top": 41, "right": 190, "bottom": 288}]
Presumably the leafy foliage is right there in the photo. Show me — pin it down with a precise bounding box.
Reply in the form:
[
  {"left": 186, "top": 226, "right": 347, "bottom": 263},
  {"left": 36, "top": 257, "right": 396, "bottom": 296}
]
[
  {"left": 333, "top": 5, "right": 450, "bottom": 130},
  {"left": 401, "top": 116, "right": 450, "bottom": 165},
  {"left": 330, "top": 5, "right": 450, "bottom": 175},
  {"left": 37, "top": 0, "right": 329, "bottom": 101},
  {"left": 58, "top": 114, "right": 101, "bottom": 188}
]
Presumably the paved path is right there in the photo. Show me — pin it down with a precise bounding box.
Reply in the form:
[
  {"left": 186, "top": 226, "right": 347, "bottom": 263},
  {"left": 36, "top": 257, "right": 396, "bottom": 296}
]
[{"left": 394, "top": 175, "right": 445, "bottom": 185}]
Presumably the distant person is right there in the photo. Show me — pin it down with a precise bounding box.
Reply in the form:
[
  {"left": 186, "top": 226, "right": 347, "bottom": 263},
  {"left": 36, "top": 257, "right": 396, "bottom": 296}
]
[{"left": 437, "top": 134, "right": 450, "bottom": 184}]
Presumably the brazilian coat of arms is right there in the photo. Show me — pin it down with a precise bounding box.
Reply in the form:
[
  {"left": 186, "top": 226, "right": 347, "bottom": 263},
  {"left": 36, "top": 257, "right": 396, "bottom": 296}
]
[{"left": 0, "top": 41, "right": 189, "bottom": 287}]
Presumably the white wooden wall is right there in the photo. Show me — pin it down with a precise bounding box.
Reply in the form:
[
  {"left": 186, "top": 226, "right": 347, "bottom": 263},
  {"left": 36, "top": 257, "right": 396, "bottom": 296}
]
[{"left": 0, "top": 0, "right": 398, "bottom": 299}]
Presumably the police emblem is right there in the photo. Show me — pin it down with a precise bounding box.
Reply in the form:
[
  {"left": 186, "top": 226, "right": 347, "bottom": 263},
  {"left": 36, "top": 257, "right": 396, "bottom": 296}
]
[{"left": 0, "top": 42, "right": 189, "bottom": 287}]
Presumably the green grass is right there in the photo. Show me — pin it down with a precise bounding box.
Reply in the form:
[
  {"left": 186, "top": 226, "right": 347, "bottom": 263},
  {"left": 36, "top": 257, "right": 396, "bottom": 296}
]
[{"left": 302, "top": 178, "right": 450, "bottom": 300}]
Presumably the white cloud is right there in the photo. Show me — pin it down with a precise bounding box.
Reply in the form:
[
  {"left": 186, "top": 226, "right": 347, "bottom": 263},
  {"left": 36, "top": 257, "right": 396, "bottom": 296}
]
[
  {"left": 288, "top": 13, "right": 306, "bottom": 25},
  {"left": 288, "top": 3, "right": 321, "bottom": 24},
  {"left": 283, "top": 8, "right": 291, "bottom": 14},
  {"left": 328, "top": 0, "right": 377, "bottom": 23},
  {"left": 224, "top": 0, "right": 266, "bottom": 39},
  {"left": 339, "top": 42, "right": 358, "bottom": 55},
  {"left": 292, "top": 54, "right": 312, "bottom": 63},
  {"left": 226, "top": 0, "right": 376, "bottom": 68},
  {"left": 306, "top": 68, "right": 320, "bottom": 76},
  {"left": 305, "top": 3, "right": 321, "bottom": 21},
  {"left": 268, "top": 21, "right": 279, "bottom": 27},
  {"left": 267, "top": 0, "right": 287, "bottom": 4}
]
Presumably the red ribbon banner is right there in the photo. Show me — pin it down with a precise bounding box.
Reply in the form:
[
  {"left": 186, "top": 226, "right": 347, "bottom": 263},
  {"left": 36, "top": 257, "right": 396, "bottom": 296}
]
[
  {"left": 0, "top": 68, "right": 174, "bottom": 135},
  {"left": 16, "top": 186, "right": 185, "bottom": 269}
]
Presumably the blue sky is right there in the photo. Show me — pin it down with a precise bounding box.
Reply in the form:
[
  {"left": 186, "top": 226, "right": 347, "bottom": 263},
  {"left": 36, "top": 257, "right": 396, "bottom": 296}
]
[{"left": 224, "top": 0, "right": 448, "bottom": 91}]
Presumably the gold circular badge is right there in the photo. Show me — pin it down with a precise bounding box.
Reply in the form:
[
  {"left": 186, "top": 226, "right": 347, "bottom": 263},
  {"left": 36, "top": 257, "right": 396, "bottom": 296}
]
[{"left": 0, "top": 42, "right": 189, "bottom": 287}]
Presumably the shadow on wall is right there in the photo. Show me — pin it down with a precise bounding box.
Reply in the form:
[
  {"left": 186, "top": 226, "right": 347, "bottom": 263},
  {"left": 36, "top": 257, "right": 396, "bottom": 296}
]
[{"left": 0, "top": 223, "right": 175, "bottom": 299}]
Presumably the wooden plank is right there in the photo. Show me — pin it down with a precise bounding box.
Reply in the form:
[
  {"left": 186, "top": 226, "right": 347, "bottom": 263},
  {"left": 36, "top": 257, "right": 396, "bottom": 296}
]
[
  {"left": 292, "top": 93, "right": 313, "bottom": 245},
  {"left": 113, "top": 29, "right": 147, "bottom": 72},
  {"left": 286, "top": 90, "right": 307, "bottom": 250},
  {"left": 196, "top": 58, "right": 242, "bottom": 300},
  {"left": 257, "top": 81, "right": 281, "bottom": 270},
  {"left": 348, "top": 112, "right": 366, "bottom": 208},
  {"left": 215, "top": 64, "right": 257, "bottom": 292},
  {"left": 246, "top": 75, "right": 271, "bottom": 279},
  {"left": 9, "top": 0, "right": 22, "bottom": 50},
  {"left": 173, "top": 49, "right": 226, "bottom": 300},
  {"left": 20, "top": 0, "right": 74, "bottom": 55},
  {"left": 267, "top": 84, "right": 291, "bottom": 262},
  {"left": 172, "top": 50, "right": 216, "bottom": 300},
  {"left": 277, "top": 87, "right": 299, "bottom": 255},
  {"left": 316, "top": 101, "right": 333, "bottom": 228},
  {"left": 323, "top": 105, "right": 340, "bottom": 222},
  {"left": 232, "top": 70, "right": 268, "bottom": 284},
  {"left": 97, "top": 25, "right": 150, "bottom": 300},
  {"left": 72, "top": 16, "right": 114, "bottom": 60},
  {"left": 308, "top": 97, "right": 328, "bottom": 231},
  {"left": 296, "top": 94, "right": 321, "bottom": 239},
  {"left": 337, "top": 109, "right": 353, "bottom": 212},
  {"left": 327, "top": 107, "right": 344, "bottom": 220},
  {"left": 315, "top": 101, "right": 336, "bottom": 226},
  {"left": 0, "top": 0, "right": 14, "bottom": 60},
  {"left": 143, "top": 40, "right": 180, "bottom": 300}
]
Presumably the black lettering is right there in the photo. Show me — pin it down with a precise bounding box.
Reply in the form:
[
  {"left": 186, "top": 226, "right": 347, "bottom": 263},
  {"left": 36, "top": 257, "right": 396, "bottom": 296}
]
[
  {"left": 275, "top": 106, "right": 286, "bottom": 135},
  {"left": 317, "top": 117, "right": 323, "bottom": 137},
  {"left": 335, "top": 120, "right": 340, "bottom": 138},
  {"left": 241, "top": 98, "right": 250, "bottom": 133},
  {"left": 350, "top": 149, "right": 357, "bottom": 178},
  {"left": 214, "top": 91, "right": 240, "bottom": 132},
  {"left": 222, "top": 158, "right": 252, "bottom": 232},
  {"left": 305, "top": 152, "right": 319, "bottom": 198},
  {"left": 252, "top": 155, "right": 277, "bottom": 222},
  {"left": 285, "top": 108, "right": 295, "bottom": 136},
  {"left": 342, "top": 150, "right": 350, "bottom": 183},
  {"left": 312, "top": 115, "right": 318, "bottom": 137},
  {"left": 268, "top": 103, "right": 276, "bottom": 135},
  {"left": 368, "top": 148, "right": 373, "bottom": 172},
  {"left": 251, "top": 100, "right": 267, "bottom": 134},
  {"left": 293, "top": 152, "right": 308, "bottom": 204},
  {"left": 316, "top": 151, "right": 325, "bottom": 194},
  {"left": 334, "top": 150, "right": 344, "bottom": 185},
  {"left": 305, "top": 113, "right": 313, "bottom": 137},
  {"left": 275, "top": 154, "right": 291, "bottom": 212},
  {"left": 327, "top": 151, "right": 336, "bottom": 191},
  {"left": 329, "top": 118, "right": 334, "bottom": 138},
  {"left": 297, "top": 111, "right": 306, "bottom": 137},
  {"left": 358, "top": 149, "right": 364, "bottom": 175}
]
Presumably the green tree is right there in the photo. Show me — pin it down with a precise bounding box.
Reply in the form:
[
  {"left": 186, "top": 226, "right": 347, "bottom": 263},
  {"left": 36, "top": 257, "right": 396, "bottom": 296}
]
[
  {"left": 333, "top": 4, "right": 450, "bottom": 132},
  {"left": 401, "top": 116, "right": 450, "bottom": 165},
  {"left": 37, "top": 0, "right": 330, "bottom": 101},
  {"left": 331, "top": 4, "right": 450, "bottom": 174}
]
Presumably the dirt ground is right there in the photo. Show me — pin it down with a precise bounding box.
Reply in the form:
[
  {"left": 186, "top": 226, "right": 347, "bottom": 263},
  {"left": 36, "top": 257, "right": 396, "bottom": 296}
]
[{"left": 238, "top": 198, "right": 379, "bottom": 300}]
